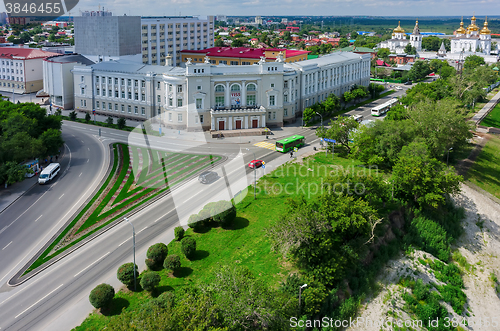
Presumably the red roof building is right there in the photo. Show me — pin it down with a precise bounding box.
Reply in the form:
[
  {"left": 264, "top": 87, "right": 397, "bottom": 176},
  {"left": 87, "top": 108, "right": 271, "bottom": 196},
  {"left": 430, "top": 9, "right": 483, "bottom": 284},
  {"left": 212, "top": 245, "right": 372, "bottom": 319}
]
[
  {"left": 181, "top": 47, "right": 310, "bottom": 65},
  {"left": 286, "top": 27, "right": 300, "bottom": 32}
]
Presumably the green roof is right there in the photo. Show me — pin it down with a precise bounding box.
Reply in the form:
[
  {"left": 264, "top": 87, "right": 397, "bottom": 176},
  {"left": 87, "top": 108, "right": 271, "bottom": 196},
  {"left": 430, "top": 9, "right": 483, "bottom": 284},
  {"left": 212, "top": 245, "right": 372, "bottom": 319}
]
[
  {"left": 333, "top": 46, "right": 376, "bottom": 53},
  {"left": 307, "top": 54, "right": 319, "bottom": 60}
]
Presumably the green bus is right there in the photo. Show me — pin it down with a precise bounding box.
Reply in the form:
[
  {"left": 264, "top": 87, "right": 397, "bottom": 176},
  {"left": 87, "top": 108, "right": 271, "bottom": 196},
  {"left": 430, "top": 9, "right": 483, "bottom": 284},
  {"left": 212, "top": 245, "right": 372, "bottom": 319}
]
[{"left": 275, "top": 135, "right": 305, "bottom": 153}]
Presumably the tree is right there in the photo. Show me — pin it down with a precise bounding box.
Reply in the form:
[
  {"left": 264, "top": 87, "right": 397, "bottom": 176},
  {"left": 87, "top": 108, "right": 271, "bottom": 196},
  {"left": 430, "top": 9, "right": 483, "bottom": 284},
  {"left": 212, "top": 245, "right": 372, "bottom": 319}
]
[
  {"left": 117, "top": 263, "right": 138, "bottom": 287},
  {"left": 174, "top": 226, "right": 185, "bottom": 241},
  {"left": 39, "top": 128, "right": 63, "bottom": 156},
  {"left": 146, "top": 243, "right": 168, "bottom": 269},
  {"left": 404, "top": 43, "right": 417, "bottom": 55},
  {"left": 89, "top": 283, "right": 115, "bottom": 309},
  {"left": 231, "top": 38, "right": 245, "bottom": 47},
  {"left": 163, "top": 254, "right": 181, "bottom": 272},
  {"left": 85, "top": 112, "right": 91, "bottom": 123},
  {"left": 106, "top": 116, "right": 113, "bottom": 127},
  {"left": 214, "top": 38, "right": 224, "bottom": 47},
  {"left": 464, "top": 55, "right": 485, "bottom": 70},
  {"left": 392, "top": 142, "right": 462, "bottom": 209},
  {"left": 338, "top": 37, "right": 349, "bottom": 48},
  {"left": 117, "top": 117, "right": 126, "bottom": 130},
  {"left": 181, "top": 237, "right": 196, "bottom": 259},
  {"left": 211, "top": 200, "right": 236, "bottom": 227},
  {"left": 376, "top": 48, "right": 390, "bottom": 59},
  {"left": 408, "top": 60, "right": 431, "bottom": 82},
  {"left": 317, "top": 116, "right": 359, "bottom": 154},
  {"left": 140, "top": 271, "right": 161, "bottom": 292},
  {"left": 69, "top": 111, "right": 77, "bottom": 121},
  {"left": 1, "top": 162, "right": 26, "bottom": 185}
]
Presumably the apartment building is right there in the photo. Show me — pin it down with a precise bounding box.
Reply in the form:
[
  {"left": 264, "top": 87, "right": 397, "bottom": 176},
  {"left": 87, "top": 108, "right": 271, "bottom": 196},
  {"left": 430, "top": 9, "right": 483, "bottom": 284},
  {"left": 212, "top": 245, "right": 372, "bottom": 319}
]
[
  {"left": 141, "top": 16, "right": 215, "bottom": 67},
  {"left": 70, "top": 52, "right": 371, "bottom": 131}
]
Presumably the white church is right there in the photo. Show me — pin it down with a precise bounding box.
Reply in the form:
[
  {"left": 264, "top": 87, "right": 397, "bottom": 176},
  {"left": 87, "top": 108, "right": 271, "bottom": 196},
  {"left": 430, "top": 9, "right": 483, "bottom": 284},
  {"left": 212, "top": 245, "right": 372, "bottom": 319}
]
[{"left": 377, "top": 21, "right": 422, "bottom": 54}]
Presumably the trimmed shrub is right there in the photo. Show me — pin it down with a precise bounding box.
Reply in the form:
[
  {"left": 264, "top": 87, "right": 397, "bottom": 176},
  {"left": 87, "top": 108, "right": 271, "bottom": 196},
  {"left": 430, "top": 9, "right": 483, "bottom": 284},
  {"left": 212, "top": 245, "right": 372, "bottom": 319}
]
[
  {"left": 89, "top": 283, "right": 115, "bottom": 309},
  {"left": 145, "top": 258, "right": 156, "bottom": 270},
  {"left": 212, "top": 201, "right": 236, "bottom": 227},
  {"left": 69, "top": 111, "right": 77, "bottom": 121},
  {"left": 163, "top": 254, "right": 181, "bottom": 272},
  {"left": 106, "top": 116, "right": 114, "bottom": 127},
  {"left": 181, "top": 237, "right": 197, "bottom": 259},
  {"left": 140, "top": 271, "right": 161, "bottom": 292},
  {"left": 85, "top": 112, "right": 91, "bottom": 123},
  {"left": 117, "top": 263, "right": 138, "bottom": 287},
  {"left": 174, "top": 226, "right": 185, "bottom": 241},
  {"left": 117, "top": 117, "right": 126, "bottom": 129},
  {"left": 146, "top": 243, "right": 168, "bottom": 269},
  {"left": 155, "top": 291, "right": 175, "bottom": 309},
  {"left": 187, "top": 213, "right": 203, "bottom": 231}
]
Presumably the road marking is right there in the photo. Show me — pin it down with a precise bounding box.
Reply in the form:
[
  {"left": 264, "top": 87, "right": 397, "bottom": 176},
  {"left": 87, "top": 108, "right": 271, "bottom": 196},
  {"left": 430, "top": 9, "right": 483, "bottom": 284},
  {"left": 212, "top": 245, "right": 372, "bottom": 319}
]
[
  {"left": 59, "top": 194, "right": 64, "bottom": 199},
  {"left": 79, "top": 172, "right": 82, "bottom": 177},
  {"left": 87, "top": 159, "right": 89, "bottom": 163},
  {"left": 15, "top": 284, "right": 64, "bottom": 319},
  {"left": 253, "top": 141, "right": 276, "bottom": 151},
  {"left": 0, "top": 190, "right": 49, "bottom": 236},
  {"left": 34, "top": 215, "right": 42, "bottom": 222},
  {"left": 2, "top": 242, "right": 12, "bottom": 250},
  {"left": 118, "top": 238, "right": 131, "bottom": 247},
  {"left": 137, "top": 226, "right": 147, "bottom": 234},
  {"left": 74, "top": 252, "right": 110, "bottom": 277}
]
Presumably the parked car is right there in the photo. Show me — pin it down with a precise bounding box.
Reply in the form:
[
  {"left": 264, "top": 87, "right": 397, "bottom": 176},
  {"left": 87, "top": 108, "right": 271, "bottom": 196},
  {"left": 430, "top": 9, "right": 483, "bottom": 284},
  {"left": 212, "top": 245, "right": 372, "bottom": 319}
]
[
  {"left": 395, "top": 86, "right": 403, "bottom": 90},
  {"left": 404, "top": 81, "right": 412, "bottom": 85},
  {"left": 198, "top": 171, "right": 218, "bottom": 184},
  {"left": 352, "top": 114, "right": 363, "bottom": 123},
  {"left": 248, "top": 160, "right": 263, "bottom": 169}
]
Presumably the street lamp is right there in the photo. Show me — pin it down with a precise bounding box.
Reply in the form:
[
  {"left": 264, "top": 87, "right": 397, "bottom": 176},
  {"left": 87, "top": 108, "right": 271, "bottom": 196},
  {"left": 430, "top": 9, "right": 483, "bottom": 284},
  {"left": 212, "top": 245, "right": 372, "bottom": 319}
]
[
  {"left": 315, "top": 112, "right": 323, "bottom": 127},
  {"left": 447, "top": 147, "right": 453, "bottom": 166},
  {"left": 246, "top": 148, "right": 257, "bottom": 199},
  {"left": 299, "top": 284, "right": 308, "bottom": 314},
  {"left": 124, "top": 217, "right": 137, "bottom": 291}
]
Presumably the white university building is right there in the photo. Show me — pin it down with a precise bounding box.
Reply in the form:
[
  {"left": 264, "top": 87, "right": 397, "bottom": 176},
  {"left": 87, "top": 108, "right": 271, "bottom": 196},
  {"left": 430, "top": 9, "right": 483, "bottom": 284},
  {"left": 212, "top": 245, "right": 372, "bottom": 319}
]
[{"left": 47, "top": 52, "right": 370, "bottom": 131}]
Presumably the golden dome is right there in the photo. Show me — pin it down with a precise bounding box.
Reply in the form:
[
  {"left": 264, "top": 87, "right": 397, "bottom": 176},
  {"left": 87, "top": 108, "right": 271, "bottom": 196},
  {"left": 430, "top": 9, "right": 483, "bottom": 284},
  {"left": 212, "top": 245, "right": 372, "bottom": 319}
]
[
  {"left": 456, "top": 17, "right": 466, "bottom": 34},
  {"left": 480, "top": 17, "right": 491, "bottom": 35},
  {"left": 467, "top": 15, "right": 479, "bottom": 32},
  {"left": 393, "top": 21, "right": 405, "bottom": 33}
]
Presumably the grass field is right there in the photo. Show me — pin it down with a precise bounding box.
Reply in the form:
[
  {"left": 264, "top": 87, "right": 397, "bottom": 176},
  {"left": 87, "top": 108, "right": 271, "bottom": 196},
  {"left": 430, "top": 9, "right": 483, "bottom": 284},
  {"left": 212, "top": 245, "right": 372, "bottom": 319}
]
[
  {"left": 467, "top": 136, "right": 500, "bottom": 199},
  {"left": 73, "top": 152, "right": 376, "bottom": 330},
  {"left": 480, "top": 103, "right": 500, "bottom": 129}
]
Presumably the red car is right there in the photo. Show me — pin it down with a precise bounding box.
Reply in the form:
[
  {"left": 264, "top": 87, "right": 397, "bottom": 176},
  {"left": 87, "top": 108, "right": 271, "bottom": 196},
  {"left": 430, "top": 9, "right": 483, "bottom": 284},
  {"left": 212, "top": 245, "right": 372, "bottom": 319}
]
[{"left": 248, "top": 160, "right": 263, "bottom": 169}]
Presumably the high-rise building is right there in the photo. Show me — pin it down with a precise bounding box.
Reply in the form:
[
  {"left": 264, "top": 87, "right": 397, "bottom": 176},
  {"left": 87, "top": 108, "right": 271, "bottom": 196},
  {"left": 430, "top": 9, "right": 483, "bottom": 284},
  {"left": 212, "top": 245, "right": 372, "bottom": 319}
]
[
  {"left": 255, "top": 16, "right": 262, "bottom": 25},
  {"left": 141, "top": 16, "right": 215, "bottom": 66},
  {"left": 81, "top": 10, "right": 113, "bottom": 16},
  {"left": 216, "top": 15, "right": 227, "bottom": 23},
  {"left": 74, "top": 15, "right": 141, "bottom": 63}
]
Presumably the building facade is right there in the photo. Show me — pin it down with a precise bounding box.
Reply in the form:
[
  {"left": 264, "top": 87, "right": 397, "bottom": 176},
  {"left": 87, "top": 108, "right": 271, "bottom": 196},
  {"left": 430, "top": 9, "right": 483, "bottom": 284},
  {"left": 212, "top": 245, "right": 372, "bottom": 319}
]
[
  {"left": 378, "top": 21, "right": 421, "bottom": 53},
  {"left": 181, "top": 47, "right": 309, "bottom": 66},
  {"left": 71, "top": 52, "right": 370, "bottom": 131},
  {"left": 0, "top": 48, "right": 59, "bottom": 95},
  {"left": 141, "top": 16, "right": 215, "bottom": 67},
  {"left": 451, "top": 16, "right": 491, "bottom": 54}
]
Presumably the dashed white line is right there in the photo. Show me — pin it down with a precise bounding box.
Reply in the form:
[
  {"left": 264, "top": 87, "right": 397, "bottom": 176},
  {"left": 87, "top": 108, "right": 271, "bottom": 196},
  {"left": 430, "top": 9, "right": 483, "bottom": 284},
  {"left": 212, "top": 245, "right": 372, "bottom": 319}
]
[
  {"left": 34, "top": 215, "right": 42, "bottom": 222},
  {"left": 87, "top": 159, "right": 89, "bottom": 163},
  {"left": 74, "top": 252, "right": 110, "bottom": 277},
  {"left": 15, "top": 284, "right": 64, "bottom": 319},
  {"left": 137, "top": 226, "right": 147, "bottom": 234},
  {"left": 118, "top": 238, "right": 131, "bottom": 247},
  {"left": 59, "top": 194, "right": 64, "bottom": 199},
  {"left": 2, "top": 242, "right": 12, "bottom": 250},
  {"left": 79, "top": 172, "right": 82, "bottom": 177}
]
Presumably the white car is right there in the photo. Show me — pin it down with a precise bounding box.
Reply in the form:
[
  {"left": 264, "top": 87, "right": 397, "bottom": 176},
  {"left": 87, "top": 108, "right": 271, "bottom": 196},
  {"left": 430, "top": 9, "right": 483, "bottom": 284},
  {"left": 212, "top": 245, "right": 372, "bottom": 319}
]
[{"left": 395, "top": 86, "right": 403, "bottom": 90}]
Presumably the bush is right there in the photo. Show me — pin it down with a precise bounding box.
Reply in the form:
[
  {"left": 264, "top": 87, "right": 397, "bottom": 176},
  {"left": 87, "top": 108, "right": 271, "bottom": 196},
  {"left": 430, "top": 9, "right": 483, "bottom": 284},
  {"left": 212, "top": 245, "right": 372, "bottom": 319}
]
[
  {"left": 187, "top": 213, "right": 203, "bottom": 231},
  {"left": 181, "top": 237, "right": 196, "bottom": 259},
  {"left": 174, "top": 226, "right": 185, "bottom": 241},
  {"left": 117, "top": 117, "right": 126, "bottom": 129},
  {"left": 155, "top": 291, "right": 175, "bottom": 309},
  {"left": 146, "top": 243, "right": 168, "bottom": 269},
  {"left": 89, "top": 283, "right": 115, "bottom": 309},
  {"left": 145, "top": 258, "right": 156, "bottom": 270},
  {"left": 69, "top": 111, "right": 77, "bottom": 121},
  {"left": 85, "top": 112, "right": 91, "bottom": 123},
  {"left": 212, "top": 201, "right": 236, "bottom": 227},
  {"left": 163, "top": 254, "right": 181, "bottom": 272},
  {"left": 117, "top": 263, "right": 138, "bottom": 287},
  {"left": 140, "top": 271, "right": 161, "bottom": 292},
  {"left": 106, "top": 116, "right": 113, "bottom": 127}
]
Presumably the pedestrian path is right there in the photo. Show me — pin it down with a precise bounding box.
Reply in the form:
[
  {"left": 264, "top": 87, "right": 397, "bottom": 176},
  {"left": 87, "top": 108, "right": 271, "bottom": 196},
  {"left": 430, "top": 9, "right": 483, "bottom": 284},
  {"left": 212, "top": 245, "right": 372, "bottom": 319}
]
[{"left": 254, "top": 141, "right": 276, "bottom": 150}]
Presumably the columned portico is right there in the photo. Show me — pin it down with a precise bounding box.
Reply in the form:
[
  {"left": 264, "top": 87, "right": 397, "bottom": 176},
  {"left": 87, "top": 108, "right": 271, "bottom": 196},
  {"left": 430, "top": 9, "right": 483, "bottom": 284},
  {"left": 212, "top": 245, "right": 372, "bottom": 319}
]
[{"left": 210, "top": 106, "right": 266, "bottom": 130}]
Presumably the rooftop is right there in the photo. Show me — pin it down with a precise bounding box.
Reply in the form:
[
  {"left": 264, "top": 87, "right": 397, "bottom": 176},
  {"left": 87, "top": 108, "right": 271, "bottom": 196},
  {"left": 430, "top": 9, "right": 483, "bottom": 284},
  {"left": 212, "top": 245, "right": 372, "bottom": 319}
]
[
  {"left": 44, "top": 53, "right": 95, "bottom": 65},
  {"left": 180, "top": 47, "right": 309, "bottom": 60},
  {"left": 0, "top": 47, "right": 59, "bottom": 60}
]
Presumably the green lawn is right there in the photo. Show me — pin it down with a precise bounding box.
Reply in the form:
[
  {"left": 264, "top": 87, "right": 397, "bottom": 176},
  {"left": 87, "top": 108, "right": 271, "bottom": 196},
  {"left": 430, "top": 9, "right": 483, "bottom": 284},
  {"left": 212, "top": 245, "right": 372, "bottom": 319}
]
[
  {"left": 467, "top": 136, "right": 500, "bottom": 199},
  {"left": 480, "top": 103, "right": 500, "bottom": 129},
  {"left": 74, "top": 153, "right": 366, "bottom": 330}
]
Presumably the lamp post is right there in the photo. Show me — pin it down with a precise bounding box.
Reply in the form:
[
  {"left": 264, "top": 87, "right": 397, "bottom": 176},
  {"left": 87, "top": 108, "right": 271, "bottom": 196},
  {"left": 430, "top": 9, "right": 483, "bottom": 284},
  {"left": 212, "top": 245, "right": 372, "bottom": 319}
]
[
  {"left": 124, "top": 217, "right": 137, "bottom": 291},
  {"left": 447, "top": 147, "right": 453, "bottom": 166},
  {"left": 299, "top": 284, "right": 308, "bottom": 314},
  {"left": 246, "top": 148, "right": 257, "bottom": 199},
  {"left": 315, "top": 111, "right": 323, "bottom": 127}
]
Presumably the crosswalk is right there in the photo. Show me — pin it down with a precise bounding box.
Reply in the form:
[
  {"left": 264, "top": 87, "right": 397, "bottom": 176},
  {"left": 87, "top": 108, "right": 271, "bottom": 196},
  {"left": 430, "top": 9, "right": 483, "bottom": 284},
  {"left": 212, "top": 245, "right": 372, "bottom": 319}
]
[{"left": 254, "top": 141, "right": 276, "bottom": 151}]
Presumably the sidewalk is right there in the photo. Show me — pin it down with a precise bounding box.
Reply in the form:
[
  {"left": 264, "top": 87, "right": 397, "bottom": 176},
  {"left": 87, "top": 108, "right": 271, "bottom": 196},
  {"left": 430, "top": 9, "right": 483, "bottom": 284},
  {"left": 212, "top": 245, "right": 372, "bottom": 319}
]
[
  {"left": 0, "top": 176, "right": 38, "bottom": 214},
  {"left": 471, "top": 89, "right": 500, "bottom": 125}
]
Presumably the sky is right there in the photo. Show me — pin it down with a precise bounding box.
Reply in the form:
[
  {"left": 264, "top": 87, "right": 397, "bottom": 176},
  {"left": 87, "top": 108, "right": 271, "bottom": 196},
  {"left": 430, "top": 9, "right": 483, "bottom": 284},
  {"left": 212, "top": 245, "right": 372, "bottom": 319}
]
[
  {"left": 1, "top": 0, "right": 499, "bottom": 19},
  {"left": 70, "top": 0, "right": 500, "bottom": 17}
]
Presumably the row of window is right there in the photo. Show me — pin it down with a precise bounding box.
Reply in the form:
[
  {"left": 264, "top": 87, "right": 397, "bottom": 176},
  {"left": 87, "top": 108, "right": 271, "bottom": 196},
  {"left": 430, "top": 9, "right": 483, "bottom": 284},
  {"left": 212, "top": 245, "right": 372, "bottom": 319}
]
[
  {"left": 92, "top": 76, "right": 147, "bottom": 88},
  {"left": 214, "top": 83, "right": 256, "bottom": 92},
  {"left": 2, "top": 68, "right": 22, "bottom": 74},
  {"left": 1, "top": 61, "right": 22, "bottom": 67},
  {"left": 1, "top": 82, "right": 24, "bottom": 88},
  {"left": 92, "top": 101, "right": 147, "bottom": 116},
  {"left": 1, "top": 75, "right": 23, "bottom": 81}
]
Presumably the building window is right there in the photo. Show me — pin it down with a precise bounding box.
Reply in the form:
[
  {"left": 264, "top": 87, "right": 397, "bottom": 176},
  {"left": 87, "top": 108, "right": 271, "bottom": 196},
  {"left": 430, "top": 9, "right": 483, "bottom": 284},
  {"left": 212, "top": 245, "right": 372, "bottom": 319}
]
[
  {"left": 178, "top": 113, "right": 182, "bottom": 122},
  {"left": 128, "top": 92, "right": 132, "bottom": 99},
  {"left": 102, "top": 90, "right": 106, "bottom": 96},
  {"left": 215, "top": 96, "right": 224, "bottom": 106},
  {"left": 284, "top": 81, "right": 288, "bottom": 88},
  {"left": 246, "top": 95, "right": 256, "bottom": 106},
  {"left": 157, "top": 82, "right": 161, "bottom": 89},
  {"left": 246, "top": 84, "right": 256, "bottom": 91},
  {"left": 177, "top": 99, "right": 183, "bottom": 107},
  {"left": 121, "top": 91, "right": 125, "bottom": 98},
  {"left": 127, "top": 105, "right": 131, "bottom": 113},
  {"left": 271, "top": 83, "right": 275, "bottom": 88},
  {"left": 157, "top": 95, "right": 161, "bottom": 103},
  {"left": 96, "top": 101, "right": 100, "bottom": 109},
  {"left": 169, "top": 84, "right": 172, "bottom": 92},
  {"left": 121, "top": 78, "right": 125, "bottom": 85},
  {"left": 115, "top": 104, "right": 118, "bottom": 111},
  {"left": 109, "top": 90, "right": 112, "bottom": 97},
  {"left": 284, "top": 94, "right": 288, "bottom": 103},
  {"left": 230, "top": 84, "right": 240, "bottom": 92},
  {"left": 169, "top": 98, "right": 173, "bottom": 106},
  {"left": 81, "top": 87, "right": 85, "bottom": 95},
  {"left": 115, "top": 91, "right": 119, "bottom": 98},
  {"left": 108, "top": 77, "right": 112, "bottom": 84},
  {"left": 200, "top": 114, "right": 204, "bottom": 123},
  {"left": 230, "top": 61, "right": 238, "bottom": 65},
  {"left": 115, "top": 78, "right": 118, "bottom": 85},
  {"left": 169, "top": 113, "right": 172, "bottom": 121},
  {"left": 134, "top": 80, "right": 138, "bottom": 87},
  {"left": 134, "top": 106, "right": 138, "bottom": 114},
  {"left": 128, "top": 79, "right": 131, "bottom": 86},
  {"left": 197, "top": 85, "right": 202, "bottom": 90},
  {"left": 269, "top": 95, "right": 275, "bottom": 106},
  {"left": 121, "top": 105, "right": 125, "bottom": 112},
  {"left": 177, "top": 85, "right": 183, "bottom": 93},
  {"left": 81, "top": 75, "right": 84, "bottom": 82},
  {"left": 96, "top": 88, "right": 100, "bottom": 95},
  {"left": 196, "top": 98, "right": 202, "bottom": 109},
  {"left": 80, "top": 100, "right": 83, "bottom": 107},
  {"left": 273, "top": 111, "right": 276, "bottom": 120},
  {"left": 141, "top": 107, "right": 145, "bottom": 115},
  {"left": 268, "top": 112, "right": 272, "bottom": 120},
  {"left": 142, "top": 93, "right": 145, "bottom": 101},
  {"left": 215, "top": 85, "right": 224, "bottom": 92},
  {"left": 141, "top": 81, "right": 145, "bottom": 88},
  {"left": 284, "top": 108, "right": 288, "bottom": 116},
  {"left": 135, "top": 93, "right": 139, "bottom": 101}
]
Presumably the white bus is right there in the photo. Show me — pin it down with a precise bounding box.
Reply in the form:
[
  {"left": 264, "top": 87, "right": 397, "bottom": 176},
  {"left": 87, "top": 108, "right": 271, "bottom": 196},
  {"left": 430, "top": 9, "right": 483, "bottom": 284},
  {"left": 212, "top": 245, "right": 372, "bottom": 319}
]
[
  {"left": 371, "top": 98, "right": 399, "bottom": 117},
  {"left": 38, "top": 163, "right": 61, "bottom": 184}
]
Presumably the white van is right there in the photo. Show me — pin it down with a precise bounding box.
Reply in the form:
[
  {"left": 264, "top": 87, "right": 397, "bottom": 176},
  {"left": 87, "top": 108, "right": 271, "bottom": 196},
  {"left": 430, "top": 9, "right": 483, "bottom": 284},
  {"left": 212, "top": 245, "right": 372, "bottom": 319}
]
[{"left": 38, "top": 163, "right": 61, "bottom": 184}]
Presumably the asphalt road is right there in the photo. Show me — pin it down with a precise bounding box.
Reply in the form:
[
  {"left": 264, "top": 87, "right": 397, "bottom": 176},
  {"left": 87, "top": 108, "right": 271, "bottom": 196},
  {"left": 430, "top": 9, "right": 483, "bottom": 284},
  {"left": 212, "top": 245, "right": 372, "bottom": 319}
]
[
  {"left": 0, "top": 121, "right": 319, "bottom": 330},
  {"left": 0, "top": 89, "right": 404, "bottom": 330}
]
